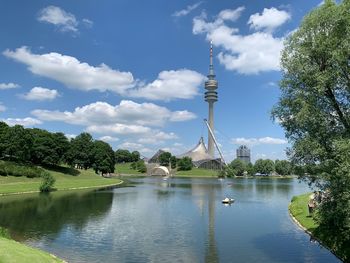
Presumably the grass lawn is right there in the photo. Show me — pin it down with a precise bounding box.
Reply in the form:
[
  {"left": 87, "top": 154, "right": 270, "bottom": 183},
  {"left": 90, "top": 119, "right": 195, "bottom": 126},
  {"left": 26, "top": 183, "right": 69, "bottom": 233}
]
[
  {"left": 289, "top": 193, "right": 349, "bottom": 261},
  {"left": 289, "top": 192, "right": 318, "bottom": 231},
  {"left": 0, "top": 165, "right": 122, "bottom": 195},
  {"left": 0, "top": 237, "right": 63, "bottom": 263},
  {"left": 114, "top": 162, "right": 143, "bottom": 175},
  {"left": 175, "top": 167, "right": 218, "bottom": 177}
]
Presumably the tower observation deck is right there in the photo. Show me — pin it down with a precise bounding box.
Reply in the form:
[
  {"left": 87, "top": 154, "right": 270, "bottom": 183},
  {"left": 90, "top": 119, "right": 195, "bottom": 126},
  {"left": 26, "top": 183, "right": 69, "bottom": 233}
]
[{"left": 205, "top": 41, "right": 218, "bottom": 157}]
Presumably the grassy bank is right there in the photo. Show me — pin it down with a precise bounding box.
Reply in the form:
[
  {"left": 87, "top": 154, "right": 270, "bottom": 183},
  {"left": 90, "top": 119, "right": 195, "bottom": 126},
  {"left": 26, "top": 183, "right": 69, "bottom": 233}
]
[
  {"left": 0, "top": 237, "right": 64, "bottom": 263},
  {"left": 175, "top": 167, "right": 218, "bottom": 177},
  {"left": 289, "top": 193, "right": 348, "bottom": 261},
  {"left": 0, "top": 165, "right": 122, "bottom": 196},
  {"left": 115, "top": 162, "right": 144, "bottom": 175}
]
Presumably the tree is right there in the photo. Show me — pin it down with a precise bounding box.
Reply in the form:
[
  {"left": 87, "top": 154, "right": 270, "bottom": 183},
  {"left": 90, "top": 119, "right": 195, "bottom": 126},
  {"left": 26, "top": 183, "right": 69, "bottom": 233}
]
[
  {"left": 170, "top": 156, "right": 177, "bottom": 169},
  {"left": 158, "top": 152, "right": 171, "bottom": 166},
  {"left": 246, "top": 162, "right": 255, "bottom": 176},
  {"left": 66, "top": 133, "right": 94, "bottom": 169},
  {"left": 3, "top": 125, "right": 33, "bottom": 162},
  {"left": 92, "top": 140, "right": 115, "bottom": 175},
  {"left": 177, "top": 157, "right": 193, "bottom": 171},
  {"left": 228, "top": 159, "right": 246, "bottom": 176},
  {"left": 272, "top": 0, "right": 350, "bottom": 258},
  {"left": 130, "top": 151, "right": 140, "bottom": 162},
  {"left": 0, "top": 122, "right": 9, "bottom": 158},
  {"left": 115, "top": 149, "right": 132, "bottom": 163},
  {"left": 274, "top": 160, "right": 292, "bottom": 176},
  {"left": 254, "top": 159, "right": 274, "bottom": 175}
]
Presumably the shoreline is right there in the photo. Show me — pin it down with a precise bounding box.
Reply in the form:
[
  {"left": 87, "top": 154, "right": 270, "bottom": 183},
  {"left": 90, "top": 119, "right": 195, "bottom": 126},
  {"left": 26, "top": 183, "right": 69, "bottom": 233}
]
[
  {"left": 288, "top": 195, "right": 343, "bottom": 262},
  {"left": 0, "top": 181, "right": 124, "bottom": 197}
]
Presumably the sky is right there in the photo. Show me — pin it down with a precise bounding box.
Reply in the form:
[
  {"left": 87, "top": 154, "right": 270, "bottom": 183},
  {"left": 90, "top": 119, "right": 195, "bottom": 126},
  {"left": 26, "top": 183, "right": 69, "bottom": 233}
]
[{"left": 0, "top": 0, "right": 324, "bottom": 162}]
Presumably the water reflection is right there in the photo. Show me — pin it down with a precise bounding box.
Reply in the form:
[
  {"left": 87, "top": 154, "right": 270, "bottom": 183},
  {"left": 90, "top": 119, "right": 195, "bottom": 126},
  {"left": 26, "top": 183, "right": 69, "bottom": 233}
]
[
  {"left": 0, "top": 178, "right": 340, "bottom": 263},
  {"left": 0, "top": 190, "right": 113, "bottom": 241}
]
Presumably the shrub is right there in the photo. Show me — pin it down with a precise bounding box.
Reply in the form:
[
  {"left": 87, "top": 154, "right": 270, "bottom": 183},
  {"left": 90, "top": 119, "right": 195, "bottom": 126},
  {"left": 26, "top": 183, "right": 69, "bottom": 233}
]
[
  {"left": 0, "top": 227, "right": 10, "bottom": 239},
  {"left": 39, "top": 171, "right": 56, "bottom": 192}
]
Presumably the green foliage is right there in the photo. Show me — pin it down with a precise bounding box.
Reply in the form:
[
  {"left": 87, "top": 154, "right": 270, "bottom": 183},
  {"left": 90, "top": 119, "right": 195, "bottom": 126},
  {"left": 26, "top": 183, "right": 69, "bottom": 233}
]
[
  {"left": 275, "top": 160, "right": 292, "bottom": 175},
  {"left": 246, "top": 162, "right": 255, "bottom": 176},
  {"left": 66, "top": 133, "right": 94, "bottom": 169},
  {"left": 30, "top": 128, "right": 69, "bottom": 166},
  {"left": 0, "top": 161, "right": 45, "bottom": 178},
  {"left": 92, "top": 140, "right": 115, "bottom": 175},
  {"left": 158, "top": 152, "right": 172, "bottom": 166},
  {"left": 272, "top": 1, "right": 350, "bottom": 260},
  {"left": 228, "top": 159, "right": 246, "bottom": 176},
  {"left": 0, "top": 227, "right": 10, "bottom": 239},
  {"left": 39, "top": 171, "right": 56, "bottom": 192},
  {"left": 170, "top": 156, "right": 177, "bottom": 169},
  {"left": 114, "top": 149, "right": 140, "bottom": 163},
  {"left": 254, "top": 159, "right": 275, "bottom": 175},
  {"left": 177, "top": 157, "right": 193, "bottom": 171},
  {"left": 130, "top": 160, "right": 147, "bottom": 173}
]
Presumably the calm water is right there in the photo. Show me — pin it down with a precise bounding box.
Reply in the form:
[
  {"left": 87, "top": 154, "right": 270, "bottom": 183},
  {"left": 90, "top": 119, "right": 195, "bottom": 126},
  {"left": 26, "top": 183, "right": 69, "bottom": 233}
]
[{"left": 0, "top": 178, "right": 340, "bottom": 263}]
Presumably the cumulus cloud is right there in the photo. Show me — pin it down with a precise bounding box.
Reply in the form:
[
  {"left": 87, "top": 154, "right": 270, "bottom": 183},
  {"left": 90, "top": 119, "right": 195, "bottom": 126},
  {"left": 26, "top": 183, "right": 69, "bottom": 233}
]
[
  {"left": 38, "top": 6, "right": 78, "bottom": 32},
  {"left": 2, "top": 117, "right": 42, "bottom": 127},
  {"left": 82, "top": 18, "right": 93, "bottom": 28},
  {"left": 65, "top": 134, "right": 76, "bottom": 140},
  {"left": 128, "top": 69, "right": 205, "bottom": 101},
  {"left": 172, "top": 2, "right": 203, "bottom": 17},
  {"left": 31, "top": 100, "right": 196, "bottom": 127},
  {"left": 21, "top": 86, "right": 59, "bottom": 101},
  {"left": 248, "top": 7, "right": 291, "bottom": 32},
  {"left": 231, "top": 137, "right": 287, "bottom": 146},
  {"left": 4, "top": 47, "right": 203, "bottom": 101},
  {"left": 0, "top": 82, "right": 19, "bottom": 90},
  {"left": 193, "top": 6, "right": 287, "bottom": 74},
  {"left": 117, "top": 141, "right": 153, "bottom": 154},
  {"left": 98, "top": 135, "right": 119, "bottom": 142},
  {"left": 3, "top": 46, "right": 134, "bottom": 94}
]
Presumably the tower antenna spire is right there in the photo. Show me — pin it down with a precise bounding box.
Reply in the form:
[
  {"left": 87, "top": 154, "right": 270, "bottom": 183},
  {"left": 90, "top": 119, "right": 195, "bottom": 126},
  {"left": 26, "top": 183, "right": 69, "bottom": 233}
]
[{"left": 205, "top": 41, "right": 218, "bottom": 158}]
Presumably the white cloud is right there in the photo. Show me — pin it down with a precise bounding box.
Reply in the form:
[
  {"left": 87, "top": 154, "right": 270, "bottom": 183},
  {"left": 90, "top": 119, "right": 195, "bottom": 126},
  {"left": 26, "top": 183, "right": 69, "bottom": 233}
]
[
  {"left": 117, "top": 141, "right": 153, "bottom": 154},
  {"left": 38, "top": 6, "right": 78, "bottom": 32},
  {"left": 0, "top": 82, "right": 19, "bottom": 90},
  {"left": 128, "top": 69, "right": 205, "bottom": 101},
  {"left": 98, "top": 136, "right": 119, "bottom": 142},
  {"left": 3, "top": 46, "right": 134, "bottom": 94},
  {"left": 32, "top": 100, "right": 196, "bottom": 127},
  {"left": 248, "top": 7, "right": 290, "bottom": 32},
  {"left": 193, "top": 6, "right": 286, "bottom": 74},
  {"left": 82, "top": 18, "right": 93, "bottom": 28},
  {"left": 22, "top": 86, "right": 59, "bottom": 101},
  {"left": 2, "top": 117, "right": 42, "bottom": 127},
  {"left": 231, "top": 137, "right": 287, "bottom": 146},
  {"left": 137, "top": 131, "right": 178, "bottom": 145},
  {"left": 170, "top": 110, "right": 197, "bottom": 122},
  {"left": 0, "top": 103, "right": 6, "bottom": 112},
  {"left": 87, "top": 123, "right": 151, "bottom": 135},
  {"left": 172, "top": 2, "right": 203, "bottom": 17},
  {"left": 4, "top": 47, "right": 203, "bottom": 101}
]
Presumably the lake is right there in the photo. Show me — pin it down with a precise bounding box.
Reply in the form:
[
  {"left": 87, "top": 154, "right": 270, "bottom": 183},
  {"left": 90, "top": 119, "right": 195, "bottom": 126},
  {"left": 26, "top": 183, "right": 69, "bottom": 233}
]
[{"left": 0, "top": 177, "right": 340, "bottom": 262}]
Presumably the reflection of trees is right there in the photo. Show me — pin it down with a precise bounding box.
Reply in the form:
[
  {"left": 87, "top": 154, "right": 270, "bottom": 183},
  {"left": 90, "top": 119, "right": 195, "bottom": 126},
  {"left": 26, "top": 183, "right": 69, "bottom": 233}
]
[{"left": 0, "top": 190, "right": 113, "bottom": 241}]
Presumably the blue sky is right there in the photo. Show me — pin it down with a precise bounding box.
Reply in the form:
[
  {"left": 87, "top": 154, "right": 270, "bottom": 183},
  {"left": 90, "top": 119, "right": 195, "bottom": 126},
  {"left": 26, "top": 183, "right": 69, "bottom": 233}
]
[{"left": 0, "top": 0, "right": 323, "bottom": 161}]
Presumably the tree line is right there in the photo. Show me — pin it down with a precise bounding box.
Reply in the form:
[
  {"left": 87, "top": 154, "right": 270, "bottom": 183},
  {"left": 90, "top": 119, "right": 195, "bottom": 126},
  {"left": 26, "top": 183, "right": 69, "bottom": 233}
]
[
  {"left": 225, "top": 158, "right": 295, "bottom": 177},
  {"left": 0, "top": 121, "right": 142, "bottom": 176}
]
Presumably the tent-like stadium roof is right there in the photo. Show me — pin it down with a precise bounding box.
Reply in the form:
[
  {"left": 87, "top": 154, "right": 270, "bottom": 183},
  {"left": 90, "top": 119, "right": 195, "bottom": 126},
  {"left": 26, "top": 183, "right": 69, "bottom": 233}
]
[{"left": 177, "top": 137, "right": 213, "bottom": 162}]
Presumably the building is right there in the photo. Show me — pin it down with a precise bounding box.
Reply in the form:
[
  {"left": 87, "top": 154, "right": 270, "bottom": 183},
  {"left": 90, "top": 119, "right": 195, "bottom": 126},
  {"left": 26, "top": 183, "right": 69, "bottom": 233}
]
[
  {"left": 177, "top": 137, "right": 222, "bottom": 170},
  {"left": 205, "top": 41, "right": 218, "bottom": 158},
  {"left": 236, "top": 145, "right": 251, "bottom": 164}
]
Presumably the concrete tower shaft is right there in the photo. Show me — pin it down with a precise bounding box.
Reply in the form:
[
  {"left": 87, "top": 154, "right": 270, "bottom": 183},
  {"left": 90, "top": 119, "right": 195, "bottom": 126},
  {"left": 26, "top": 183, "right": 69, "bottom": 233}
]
[{"left": 205, "top": 41, "right": 218, "bottom": 157}]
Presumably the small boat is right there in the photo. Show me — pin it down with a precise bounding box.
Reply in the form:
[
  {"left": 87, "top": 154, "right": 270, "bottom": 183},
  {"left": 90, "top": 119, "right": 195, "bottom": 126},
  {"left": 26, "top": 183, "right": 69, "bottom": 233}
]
[{"left": 222, "top": 197, "right": 235, "bottom": 204}]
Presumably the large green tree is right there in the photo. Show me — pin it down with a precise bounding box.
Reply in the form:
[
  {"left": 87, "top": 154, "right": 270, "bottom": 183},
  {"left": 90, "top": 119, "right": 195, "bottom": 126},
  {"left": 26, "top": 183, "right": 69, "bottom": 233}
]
[
  {"left": 158, "top": 152, "right": 172, "bottom": 166},
  {"left": 274, "top": 160, "right": 292, "bottom": 176},
  {"left": 228, "top": 159, "right": 246, "bottom": 176},
  {"left": 272, "top": 0, "right": 350, "bottom": 258},
  {"left": 254, "top": 159, "right": 275, "bottom": 175},
  {"left": 66, "top": 133, "right": 94, "bottom": 169},
  {"left": 92, "top": 140, "right": 115, "bottom": 175},
  {"left": 115, "top": 149, "right": 132, "bottom": 163}
]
